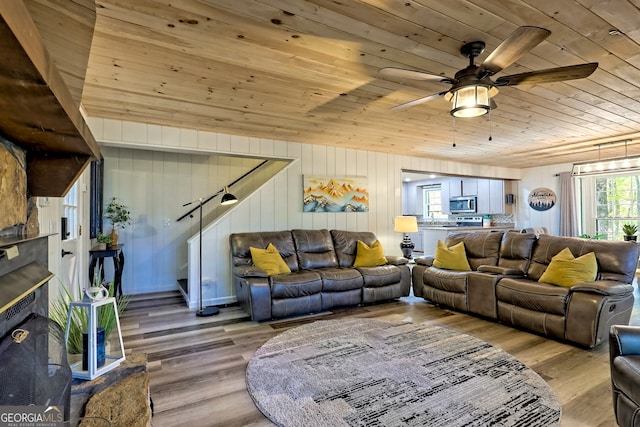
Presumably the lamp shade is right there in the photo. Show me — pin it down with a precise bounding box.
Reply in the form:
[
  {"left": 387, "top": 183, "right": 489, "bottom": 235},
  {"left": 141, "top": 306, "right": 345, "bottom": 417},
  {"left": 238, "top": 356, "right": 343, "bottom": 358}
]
[
  {"left": 450, "top": 85, "right": 491, "bottom": 118},
  {"left": 394, "top": 216, "right": 418, "bottom": 233},
  {"left": 220, "top": 186, "right": 238, "bottom": 205}
]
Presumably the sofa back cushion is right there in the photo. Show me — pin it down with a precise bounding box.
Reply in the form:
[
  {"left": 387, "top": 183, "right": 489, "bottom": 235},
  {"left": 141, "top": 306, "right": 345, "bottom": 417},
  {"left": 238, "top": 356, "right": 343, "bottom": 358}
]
[
  {"left": 528, "top": 234, "right": 640, "bottom": 283},
  {"left": 230, "top": 231, "right": 298, "bottom": 271},
  {"left": 498, "top": 231, "right": 537, "bottom": 272},
  {"left": 445, "top": 231, "right": 503, "bottom": 270},
  {"left": 292, "top": 229, "right": 339, "bottom": 269},
  {"left": 331, "top": 230, "right": 381, "bottom": 267}
]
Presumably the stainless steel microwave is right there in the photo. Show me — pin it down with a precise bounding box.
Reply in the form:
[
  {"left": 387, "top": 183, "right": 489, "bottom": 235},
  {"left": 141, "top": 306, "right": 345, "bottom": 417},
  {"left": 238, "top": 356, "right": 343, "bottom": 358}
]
[{"left": 449, "top": 196, "right": 477, "bottom": 213}]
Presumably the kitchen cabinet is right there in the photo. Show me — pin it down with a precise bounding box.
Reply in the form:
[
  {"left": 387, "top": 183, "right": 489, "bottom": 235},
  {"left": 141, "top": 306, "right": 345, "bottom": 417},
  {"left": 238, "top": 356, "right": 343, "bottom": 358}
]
[
  {"left": 490, "top": 179, "right": 505, "bottom": 213},
  {"left": 423, "top": 228, "right": 450, "bottom": 257},
  {"left": 462, "top": 178, "right": 478, "bottom": 196},
  {"left": 441, "top": 181, "right": 451, "bottom": 213},
  {"left": 476, "top": 179, "right": 505, "bottom": 214},
  {"left": 448, "top": 178, "right": 478, "bottom": 198}
]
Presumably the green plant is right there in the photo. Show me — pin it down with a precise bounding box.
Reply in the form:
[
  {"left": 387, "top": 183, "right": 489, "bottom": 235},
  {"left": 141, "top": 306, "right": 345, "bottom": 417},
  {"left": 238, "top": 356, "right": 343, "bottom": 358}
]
[
  {"left": 49, "top": 278, "right": 130, "bottom": 354},
  {"left": 622, "top": 223, "right": 638, "bottom": 236},
  {"left": 96, "top": 232, "right": 113, "bottom": 244},
  {"left": 104, "top": 197, "right": 132, "bottom": 230}
]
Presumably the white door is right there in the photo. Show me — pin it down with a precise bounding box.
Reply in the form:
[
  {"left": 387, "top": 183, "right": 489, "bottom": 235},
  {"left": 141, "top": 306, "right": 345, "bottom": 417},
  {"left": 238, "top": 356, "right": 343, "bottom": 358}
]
[{"left": 60, "top": 171, "right": 89, "bottom": 299}]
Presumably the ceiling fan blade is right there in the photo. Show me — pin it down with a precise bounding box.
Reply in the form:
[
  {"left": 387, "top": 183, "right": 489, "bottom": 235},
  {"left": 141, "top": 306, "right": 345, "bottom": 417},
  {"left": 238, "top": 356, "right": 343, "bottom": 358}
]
[
  {"left": 390, "top": 91, "right": 448, "bottom": 110},
  {"left": 379, "top": 67, "right": 454, "bottom": 83},
  {"left": 490, "top": 99, "right": 498, "bottom": 110},
  {"left": 480, "top": 26, "right": 551, "bottom": 76},
  {"left": 494, "top": 62, "right": 598, "bottom": 86}
]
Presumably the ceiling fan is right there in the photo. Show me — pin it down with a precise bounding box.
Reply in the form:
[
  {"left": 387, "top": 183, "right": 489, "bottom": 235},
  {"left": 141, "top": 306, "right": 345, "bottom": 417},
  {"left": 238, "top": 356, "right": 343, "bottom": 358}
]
[{"left": 380, "top": 26, "right": 598, "bottom": 118}]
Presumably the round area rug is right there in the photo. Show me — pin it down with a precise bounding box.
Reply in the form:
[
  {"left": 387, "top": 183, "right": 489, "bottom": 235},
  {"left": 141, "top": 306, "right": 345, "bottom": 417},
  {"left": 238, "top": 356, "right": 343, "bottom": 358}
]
[{"left": 246, "top": 318, "right": 561, "bottom": 427}]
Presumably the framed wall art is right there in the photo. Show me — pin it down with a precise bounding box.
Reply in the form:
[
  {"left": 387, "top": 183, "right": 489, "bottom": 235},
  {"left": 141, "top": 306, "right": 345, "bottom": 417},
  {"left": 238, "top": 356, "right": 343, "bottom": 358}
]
[
  {"left": 528, "top": 187, "right": 556, "bottom": 211},
  {"left": 302, "top": 176, "right": 369, "bottom": 212}
]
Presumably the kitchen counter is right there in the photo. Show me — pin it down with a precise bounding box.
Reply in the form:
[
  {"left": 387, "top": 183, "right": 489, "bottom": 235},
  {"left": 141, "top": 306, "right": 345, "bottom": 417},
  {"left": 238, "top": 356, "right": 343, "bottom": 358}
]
[
  {"left": 420, "top": 225, "right": 516, "bottom": 256},
  {"left": 418, "top": 224, "right": 516, "bottom": 231}
]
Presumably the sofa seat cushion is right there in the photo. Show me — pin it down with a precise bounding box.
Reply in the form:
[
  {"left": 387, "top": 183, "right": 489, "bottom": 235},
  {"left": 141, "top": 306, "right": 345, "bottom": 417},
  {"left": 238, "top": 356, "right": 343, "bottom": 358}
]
[
  {"left": 356, "top": 265, "right": 401, "bottom": 287},
  {"left": 612, "top": 355, "right": 640, "bottom": 401},
  {"left": 423, "top": 267, "right": 468, "bottom": 293},
  {"left": 271, "top": 271, "right": 323, "bottom": 299},
  {"left": 316, "top": 268, "right": 364, "bottom": 292},
  {"left": 496, "top": 278, "right": 569, "bottom": 315}
]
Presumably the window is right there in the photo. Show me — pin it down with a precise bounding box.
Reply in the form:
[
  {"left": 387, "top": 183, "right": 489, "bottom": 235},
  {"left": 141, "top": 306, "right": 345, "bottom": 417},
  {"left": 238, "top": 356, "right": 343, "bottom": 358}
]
[
  {"left": 422, "top": 185, "right": 448, "bottom": 220},
  {"left": 594, "top": 175, "right": 640, "bottom": 239},
  {"left": 63, "top": 181, "right": 79, "bottom": 239}
]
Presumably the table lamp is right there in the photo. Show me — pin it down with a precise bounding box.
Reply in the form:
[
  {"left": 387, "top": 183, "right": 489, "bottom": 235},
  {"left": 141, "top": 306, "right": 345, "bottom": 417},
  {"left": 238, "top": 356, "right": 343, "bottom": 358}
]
[{"left": 394, "top": 216, "right": 418, "bottom": 259}]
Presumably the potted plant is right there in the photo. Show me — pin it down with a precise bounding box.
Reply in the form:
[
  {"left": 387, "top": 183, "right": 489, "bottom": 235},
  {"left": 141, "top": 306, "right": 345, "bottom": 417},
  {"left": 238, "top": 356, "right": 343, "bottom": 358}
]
[
  {"left": 622, "top": 223, "right": 638, "bottom": 241},
  {"left": 95, "top": 232, "right": 112, "bottom": 250},
  {"left": 103, "top": 197, "right": 132, "bottom": 246}
]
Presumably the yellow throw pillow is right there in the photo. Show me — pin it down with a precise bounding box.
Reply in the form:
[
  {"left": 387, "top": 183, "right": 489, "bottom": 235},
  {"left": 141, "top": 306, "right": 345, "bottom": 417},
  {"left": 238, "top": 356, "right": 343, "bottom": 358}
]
[
  {"left": 250, "top": 243, "right": 291, "bottom": 276},
  {"left": 354, "top": 240, "right": 388, "bottom": 267},
  {"left": 433, "top": 240, "right": 471, "bottom": 271},
  {"left": 538, "top": 247, "right": 597, "bottom": 287}
]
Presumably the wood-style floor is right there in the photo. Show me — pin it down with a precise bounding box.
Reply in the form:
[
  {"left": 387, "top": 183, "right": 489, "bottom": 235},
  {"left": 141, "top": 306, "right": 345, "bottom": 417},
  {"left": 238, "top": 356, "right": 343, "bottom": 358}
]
[{"left": 119, "top": 288, "right": 640, "bottom": 427}]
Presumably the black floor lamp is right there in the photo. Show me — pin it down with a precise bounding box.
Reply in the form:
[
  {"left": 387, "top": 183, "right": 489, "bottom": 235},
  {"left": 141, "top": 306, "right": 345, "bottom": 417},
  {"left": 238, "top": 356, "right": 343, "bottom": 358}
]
[{"left": 179, "top": 186, "right": 238, "bottom": 317}]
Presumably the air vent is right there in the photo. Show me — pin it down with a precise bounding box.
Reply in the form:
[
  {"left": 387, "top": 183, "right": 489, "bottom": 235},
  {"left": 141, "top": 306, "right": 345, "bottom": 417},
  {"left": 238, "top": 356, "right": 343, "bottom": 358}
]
[{"left": 5, "top": 292, "right": 35, "bottom": 321}]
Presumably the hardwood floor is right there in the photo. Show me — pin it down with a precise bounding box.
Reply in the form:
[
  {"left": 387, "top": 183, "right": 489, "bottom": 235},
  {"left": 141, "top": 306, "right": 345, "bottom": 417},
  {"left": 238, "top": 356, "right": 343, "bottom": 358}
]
[{"left": 119, "top": 288, "right": 640, "bottom": 427}]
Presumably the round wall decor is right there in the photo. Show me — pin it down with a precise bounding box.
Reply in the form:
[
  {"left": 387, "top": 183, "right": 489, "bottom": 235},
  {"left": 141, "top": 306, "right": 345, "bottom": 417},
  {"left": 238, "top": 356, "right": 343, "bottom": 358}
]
[{"left": 528, "top": 187, "right": 556, "bottom": 211}]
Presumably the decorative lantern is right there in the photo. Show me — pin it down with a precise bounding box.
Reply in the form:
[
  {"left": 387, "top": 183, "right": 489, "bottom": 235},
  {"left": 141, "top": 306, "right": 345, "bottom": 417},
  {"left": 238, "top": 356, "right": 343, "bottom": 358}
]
[{"left": 64, "top": 287, "right": 125, "bottom": 380}]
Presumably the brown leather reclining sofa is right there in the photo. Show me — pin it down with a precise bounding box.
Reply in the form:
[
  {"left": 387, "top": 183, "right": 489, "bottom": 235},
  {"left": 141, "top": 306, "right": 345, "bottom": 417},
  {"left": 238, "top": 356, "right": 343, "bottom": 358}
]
[
  {"left": 412, "top": 231, "right": 639, "bottom": 348},
  {"left": 230, "top": 229, "right": 411, "bottom": 321}
]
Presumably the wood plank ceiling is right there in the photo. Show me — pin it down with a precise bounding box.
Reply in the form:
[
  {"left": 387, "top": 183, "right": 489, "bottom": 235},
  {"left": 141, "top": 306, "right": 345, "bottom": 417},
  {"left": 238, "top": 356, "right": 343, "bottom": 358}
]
[{"left": 80, "top": 0, "right": 640, "bottom": 169}]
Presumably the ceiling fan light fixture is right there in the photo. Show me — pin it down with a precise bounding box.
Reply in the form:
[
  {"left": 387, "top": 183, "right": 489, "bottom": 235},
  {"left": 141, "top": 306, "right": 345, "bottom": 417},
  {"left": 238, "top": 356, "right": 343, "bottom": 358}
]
[{"left": 450, "top": 85, "right": 491, "bottom": 118}]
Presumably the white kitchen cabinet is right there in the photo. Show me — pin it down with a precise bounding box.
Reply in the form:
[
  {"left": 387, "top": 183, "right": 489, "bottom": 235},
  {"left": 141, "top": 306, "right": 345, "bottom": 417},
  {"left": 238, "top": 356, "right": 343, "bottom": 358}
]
[
  {"left": 448, "top": 179, "right": 462, "bottom": 198},
  {"left": 423, "top": 228, "right": 450, "bottom": 257},
  {"left": 476, "top": 179, "right": 490, "bottom": 214},
  {"left": 476, "top": 179, "right": 505, "bottom": 214},
  {"left": 441, "top": 181, "right": 451, "bottom": 213},
  {"left": 490, "top": 179, "right": 505, "bottom": 214},
  {"left": 461, "top": 178, "right": 478, "bottom": 196},
  {"left": 448, "top": 178, "right": 477, "bottom": 198}
]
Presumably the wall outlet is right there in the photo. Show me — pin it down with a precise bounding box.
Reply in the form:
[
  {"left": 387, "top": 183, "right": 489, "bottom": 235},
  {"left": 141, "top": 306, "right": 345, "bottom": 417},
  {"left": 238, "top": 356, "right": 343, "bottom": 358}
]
[{"left": 164, "top": 218, "right": 171, "bottom": 227}]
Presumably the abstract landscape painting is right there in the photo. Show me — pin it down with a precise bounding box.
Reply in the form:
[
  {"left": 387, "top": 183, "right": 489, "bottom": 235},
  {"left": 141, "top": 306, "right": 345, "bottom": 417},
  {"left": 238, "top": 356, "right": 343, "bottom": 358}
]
[{"left": 303, "top": 176, "right": 369, "bottom": 212}]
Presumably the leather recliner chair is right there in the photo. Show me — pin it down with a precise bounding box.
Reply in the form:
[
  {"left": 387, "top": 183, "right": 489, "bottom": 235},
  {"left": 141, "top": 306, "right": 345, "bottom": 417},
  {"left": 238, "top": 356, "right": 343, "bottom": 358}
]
[{"left": 610, "top": 325, "right": 640, "bottom": 426}]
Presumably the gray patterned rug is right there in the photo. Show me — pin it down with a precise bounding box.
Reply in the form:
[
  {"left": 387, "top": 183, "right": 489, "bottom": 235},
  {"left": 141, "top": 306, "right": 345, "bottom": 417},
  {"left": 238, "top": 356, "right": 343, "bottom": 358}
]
[{"left": 246, "top": 318, "right": 561, "bottom": 427}]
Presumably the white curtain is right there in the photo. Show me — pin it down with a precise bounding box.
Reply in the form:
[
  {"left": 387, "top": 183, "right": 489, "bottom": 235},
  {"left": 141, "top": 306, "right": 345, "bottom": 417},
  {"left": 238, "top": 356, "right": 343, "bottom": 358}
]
[{"left": 558, "top": 172, "right": 577, "bottom": 236}]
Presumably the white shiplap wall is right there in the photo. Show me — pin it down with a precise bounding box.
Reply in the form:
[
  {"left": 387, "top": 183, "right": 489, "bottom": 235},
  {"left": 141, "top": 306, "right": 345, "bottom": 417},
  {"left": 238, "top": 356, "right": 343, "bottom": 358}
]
[
  {"left": 88, "top": 117, "right": 522, "bottom": 304},
  {"left": 516, "top": 162, "right": 574, "bottom": 234}
]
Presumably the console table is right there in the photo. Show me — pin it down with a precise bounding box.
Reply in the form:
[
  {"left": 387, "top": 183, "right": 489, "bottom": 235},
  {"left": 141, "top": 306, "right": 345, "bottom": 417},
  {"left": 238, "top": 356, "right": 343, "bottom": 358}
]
[{"left": 89, "top": 244, "right": 125, "bottom": 297}]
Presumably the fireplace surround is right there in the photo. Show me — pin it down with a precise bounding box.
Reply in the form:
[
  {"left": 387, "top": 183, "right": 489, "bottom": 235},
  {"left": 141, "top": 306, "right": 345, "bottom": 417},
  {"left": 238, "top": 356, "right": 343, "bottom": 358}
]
[{"left": 0, "top": 234, "right": 72, "bottom": 421}]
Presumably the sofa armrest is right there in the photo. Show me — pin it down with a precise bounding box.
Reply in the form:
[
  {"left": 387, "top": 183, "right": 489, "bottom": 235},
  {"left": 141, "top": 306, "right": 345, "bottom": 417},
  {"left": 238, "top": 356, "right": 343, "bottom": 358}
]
[
  {"left": 415, "top": 256, "right": 434, "bottom": 267},
  {"left": 571, "top": 280, "right": 634, "bottom": 296},
  {"left": 233, "top": 265, "right": 268, "bottom": 278},
  {"left": 610, "top": 325, "right": 640, "bottom": 358},
  {"left": 477, "top": 265, "right": 525, "bottom": 276},
  {"left": 385, "top": 255, "right": 408, "bottom": 265}
]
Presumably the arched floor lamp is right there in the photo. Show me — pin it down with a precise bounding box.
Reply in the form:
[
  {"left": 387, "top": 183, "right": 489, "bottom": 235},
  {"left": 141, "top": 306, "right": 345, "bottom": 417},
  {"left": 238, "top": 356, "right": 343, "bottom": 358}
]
[{"left": 181, "top": 186, "right": 238, "bottom": 317}]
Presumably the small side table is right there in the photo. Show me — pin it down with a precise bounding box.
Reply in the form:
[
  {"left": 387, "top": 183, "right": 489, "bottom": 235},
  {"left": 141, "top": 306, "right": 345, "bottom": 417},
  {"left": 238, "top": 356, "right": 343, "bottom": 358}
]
[{"left": 89, "top": 244, "right": 125, "bottom": 297}]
